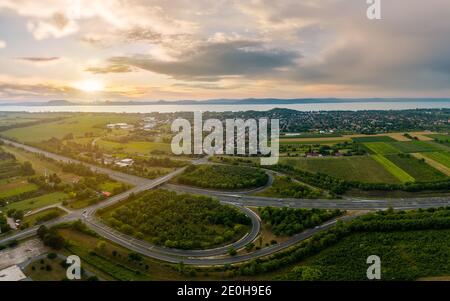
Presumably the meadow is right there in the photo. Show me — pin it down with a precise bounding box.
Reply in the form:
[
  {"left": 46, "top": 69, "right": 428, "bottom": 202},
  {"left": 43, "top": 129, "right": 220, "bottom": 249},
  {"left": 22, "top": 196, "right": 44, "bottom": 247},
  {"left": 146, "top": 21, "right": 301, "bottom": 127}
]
[
  {"left": 4, "top": 192, "right": 68, "bottom": 212},
  {"left": 0, "top": 179, "right": 38, "bottom": 199}
]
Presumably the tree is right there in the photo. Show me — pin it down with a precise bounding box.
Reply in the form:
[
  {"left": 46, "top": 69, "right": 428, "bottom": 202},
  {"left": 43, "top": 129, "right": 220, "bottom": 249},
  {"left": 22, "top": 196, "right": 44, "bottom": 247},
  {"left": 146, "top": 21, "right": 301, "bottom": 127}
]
[{"left": 228, "top": 246, "right": 237, "bottom": 256}]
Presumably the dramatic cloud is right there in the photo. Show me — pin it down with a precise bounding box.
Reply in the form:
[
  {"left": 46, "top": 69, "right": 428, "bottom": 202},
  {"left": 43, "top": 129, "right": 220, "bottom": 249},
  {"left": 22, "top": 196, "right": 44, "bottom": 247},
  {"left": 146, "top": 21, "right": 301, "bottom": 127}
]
[
  {"left": 0, "top": 81, "right": 79, "bottom": 98},
  {"left": 85, "top": 64, "right": 135, "bottom": 74},
  {"left": 1, "top": 0, "right": 450, "bottom": 100},
  {"left": 110, "top": 39, "right": 300, "bottom": 80}
]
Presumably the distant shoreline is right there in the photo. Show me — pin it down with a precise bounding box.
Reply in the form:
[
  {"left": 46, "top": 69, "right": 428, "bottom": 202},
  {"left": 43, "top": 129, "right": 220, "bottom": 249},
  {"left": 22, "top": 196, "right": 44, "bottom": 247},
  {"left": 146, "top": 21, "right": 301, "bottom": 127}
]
[{"left": 1, "top": 98, "right": 450, "bottom": 107}]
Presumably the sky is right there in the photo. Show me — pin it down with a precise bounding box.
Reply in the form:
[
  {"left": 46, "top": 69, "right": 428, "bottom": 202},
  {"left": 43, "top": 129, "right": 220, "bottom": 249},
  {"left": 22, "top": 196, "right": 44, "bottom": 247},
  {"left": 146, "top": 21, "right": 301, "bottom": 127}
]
[{"left": 0, "top": 0, "right": 450, "bottom": 103}]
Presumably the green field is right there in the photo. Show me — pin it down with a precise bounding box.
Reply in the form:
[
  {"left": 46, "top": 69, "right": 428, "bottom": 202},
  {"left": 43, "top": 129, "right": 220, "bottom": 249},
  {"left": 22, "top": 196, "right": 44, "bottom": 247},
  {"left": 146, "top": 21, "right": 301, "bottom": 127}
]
[
  {"left": 422, "top": 152, "right": 450, "bottom": 168},
  {"left": 279, "top": 156, "right": 401, "bottom": 184},
  {"left": 371, "top": 154, "right": 414, "bottom": 183},
  {"left": 426, "top": 134, "right": 450, "bottom": 140},
  {"left": 1, "top": 114, "right": 140, "bottom": 143},
  {"left": 364, "top": 142, "right": 401, "bottom": 154},
  {"left": 96, "top": 139, "right": 171, "bottom": 155},
  {"left": 385, "top": 154, "right": 447, "bottom": 182},
  {"left": 281, "top": 133, "right": 343, "bottom": 138},
  {"left": 352, "top": 136, "right": 396, "bottom": 143},
  {"left": 4, "top": 192, "right": 68, "bottom": 212},
  {"left": 22, "top": 207, "right": 66, "bottom": 227},
  {"left": 280, "top": 140, "right": 347, "bottom": 146},
  {"left": 389, "top": 141, "right": 449, "bottom": 153},
  {"left": 0, "top": 179, "right": 38, "bottom": 199}
]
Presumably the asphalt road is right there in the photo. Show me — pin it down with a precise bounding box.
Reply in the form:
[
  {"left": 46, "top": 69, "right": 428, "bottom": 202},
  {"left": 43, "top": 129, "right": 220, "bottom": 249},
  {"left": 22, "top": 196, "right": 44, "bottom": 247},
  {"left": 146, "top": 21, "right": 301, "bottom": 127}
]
[{"left": 2, "top": 138, "right": 450, "bottom": 266}]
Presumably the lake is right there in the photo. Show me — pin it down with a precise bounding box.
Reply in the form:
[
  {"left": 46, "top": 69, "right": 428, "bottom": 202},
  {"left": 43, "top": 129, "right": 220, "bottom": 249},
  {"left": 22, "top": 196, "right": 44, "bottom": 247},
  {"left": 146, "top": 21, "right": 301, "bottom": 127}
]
[{"left": 0, "top": 101, "right": 449, "bottom": 113}]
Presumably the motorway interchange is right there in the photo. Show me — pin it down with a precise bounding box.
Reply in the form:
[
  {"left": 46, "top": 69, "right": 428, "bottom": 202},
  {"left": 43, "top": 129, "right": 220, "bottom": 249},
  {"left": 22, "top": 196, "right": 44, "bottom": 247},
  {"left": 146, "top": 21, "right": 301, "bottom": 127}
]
[{"left": 1, "top": 138, "right": 450, "bottom": 265}]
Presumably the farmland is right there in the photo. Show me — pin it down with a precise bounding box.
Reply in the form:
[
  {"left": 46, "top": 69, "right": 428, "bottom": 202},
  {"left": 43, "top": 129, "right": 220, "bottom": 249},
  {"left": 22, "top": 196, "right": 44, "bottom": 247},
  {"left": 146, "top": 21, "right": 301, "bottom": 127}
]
[
  {"left": 0, "top": 179, "right": 38, "bottom": 199},
  {"left": 279, "top": 156, "right": 401, "bottom": 184},
  {"left": 364, "top": 142, "right": 401, "bottom": 155},
  {"left": 351, "top": 136, "right": 396, "bottom": 143},
  {"left": 384, "top": 154, "right": 447, "bottom": 182},
  {"left": 389, "top": 141, "right": 448, "bottom": 153},
  {"left": 1, "top": 113, "right": 140, "bottom": 143},
  {"left": 422, "top": 152, "right": 450, "bottom": 168},
  {"left": 371, "top": 155, "right": 414, "bottom": 183}
]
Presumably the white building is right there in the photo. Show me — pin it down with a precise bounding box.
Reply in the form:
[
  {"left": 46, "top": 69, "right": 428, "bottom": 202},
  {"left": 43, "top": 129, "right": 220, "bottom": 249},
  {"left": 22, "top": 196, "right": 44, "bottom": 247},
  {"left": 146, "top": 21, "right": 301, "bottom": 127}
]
[
  {"left": 107, "top": 123, "right": 134, "bottom": 130},
  {"left": 116, "top": 158, "right": 134, "bottom": 167}
]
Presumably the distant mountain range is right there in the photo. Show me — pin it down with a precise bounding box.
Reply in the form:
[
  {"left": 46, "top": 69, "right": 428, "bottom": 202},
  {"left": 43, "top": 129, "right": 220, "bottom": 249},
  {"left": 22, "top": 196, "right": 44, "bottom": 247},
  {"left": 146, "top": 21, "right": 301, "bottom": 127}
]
[{"left": 1, "top": 98, "right": 450, "bottom": 106}]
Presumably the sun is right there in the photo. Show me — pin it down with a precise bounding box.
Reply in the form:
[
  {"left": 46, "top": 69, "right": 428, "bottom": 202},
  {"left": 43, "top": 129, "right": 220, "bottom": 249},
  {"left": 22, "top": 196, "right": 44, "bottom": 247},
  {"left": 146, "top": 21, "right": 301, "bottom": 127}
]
[{"left": 77, "top": 79, "right": 105, "bottom": 93}]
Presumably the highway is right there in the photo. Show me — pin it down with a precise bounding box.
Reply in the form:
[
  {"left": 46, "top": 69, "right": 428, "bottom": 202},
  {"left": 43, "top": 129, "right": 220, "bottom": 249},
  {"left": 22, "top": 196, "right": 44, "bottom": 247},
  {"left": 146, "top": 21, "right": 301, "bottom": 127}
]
[{"left": 1, "top": 138, "right": 450, "bottom": 266}]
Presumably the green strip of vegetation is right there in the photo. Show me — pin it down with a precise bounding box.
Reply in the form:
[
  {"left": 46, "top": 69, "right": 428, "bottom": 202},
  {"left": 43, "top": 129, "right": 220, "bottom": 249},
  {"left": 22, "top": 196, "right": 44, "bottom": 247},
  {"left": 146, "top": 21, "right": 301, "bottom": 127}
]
[
  {"left": 371, "top": 154, "right": 415, "bottom": 183},
  {"left": 351, "top": 136, "right": 396, "bottom": 143},
  {"left": 389, "top": 141, "right": 449, "bottom": 153},
  {"left": 364, "top": 142, "right": 401, "bottom": 155}
]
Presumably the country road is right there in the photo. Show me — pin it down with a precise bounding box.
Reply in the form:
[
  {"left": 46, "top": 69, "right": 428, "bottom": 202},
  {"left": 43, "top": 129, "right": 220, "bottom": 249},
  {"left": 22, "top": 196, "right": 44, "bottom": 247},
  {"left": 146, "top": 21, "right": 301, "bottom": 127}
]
[{"left": 1, "top": 138, "right": 450, "bottom": 266}]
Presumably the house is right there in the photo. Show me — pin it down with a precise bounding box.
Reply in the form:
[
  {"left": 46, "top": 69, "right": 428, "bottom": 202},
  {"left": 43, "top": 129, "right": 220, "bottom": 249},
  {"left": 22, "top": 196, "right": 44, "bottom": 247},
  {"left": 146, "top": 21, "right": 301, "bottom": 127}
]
[{"left": 102, "top": 191, "right": 112, "bottom": 197}]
